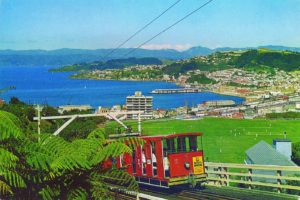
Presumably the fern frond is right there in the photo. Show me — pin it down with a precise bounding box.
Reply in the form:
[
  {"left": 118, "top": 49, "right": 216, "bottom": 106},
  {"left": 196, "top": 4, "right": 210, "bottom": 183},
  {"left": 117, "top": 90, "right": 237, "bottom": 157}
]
[
  {"left": 0, "top": 148, "right": 18, "bottom": 168},
  {"left": 40, "top": 134, "right": 73, "bottom": 156},
  {"left": 0, "top": 111, "right": 23, "bottom": 141},
  {"left": 50, "top": 154, "right": 91, "bottom": 172},
  {"left": 87, "top": 128, "right": 106, "bottom": 142},
  {"left": 0, "top": 168, "right": 26, "bottom": 188},
  {"left": 90, "top": 178, "right": 112, "bottom": 200},
  {"left": 71, "top": 138, "right": 103, "bottom": 160},
  {"left": 38, "top": 185, "right": 59, "bottom": 200},
  {"left": 0, "top": 179, "right": 12, "bottom": 196},
  {"left": 26, "top": 152, "right": 52, "bottom": 171},
  {"left": 92, "top": 142, "right": 131, "bottom": 164},
  {"left": 16, "top": 139, "right": 54, "bottom": 172},
  {"left": 100, "top": 169, "right": 138, "bottom": 191},
  {"left": 67, "top": 187, "right": 88, "bottom": 200}
]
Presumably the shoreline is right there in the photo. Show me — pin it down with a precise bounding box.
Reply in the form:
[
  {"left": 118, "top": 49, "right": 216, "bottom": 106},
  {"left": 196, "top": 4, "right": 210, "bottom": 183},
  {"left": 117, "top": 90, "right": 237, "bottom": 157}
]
[{"left": 70, "top": 75, "right": 246, "bottom": 102}]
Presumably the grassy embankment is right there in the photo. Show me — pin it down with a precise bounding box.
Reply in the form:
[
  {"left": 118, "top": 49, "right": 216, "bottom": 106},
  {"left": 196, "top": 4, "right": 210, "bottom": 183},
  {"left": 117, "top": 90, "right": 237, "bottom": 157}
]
[{"left": 105, "top": 118, "right": 300, "bottom": 163}]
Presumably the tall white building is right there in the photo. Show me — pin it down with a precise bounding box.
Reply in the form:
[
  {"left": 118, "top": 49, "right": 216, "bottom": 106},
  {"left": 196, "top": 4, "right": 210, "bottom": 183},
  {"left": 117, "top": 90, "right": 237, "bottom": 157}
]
[{"left": 126, "top": 91, "right": 153, "bottom": 119}]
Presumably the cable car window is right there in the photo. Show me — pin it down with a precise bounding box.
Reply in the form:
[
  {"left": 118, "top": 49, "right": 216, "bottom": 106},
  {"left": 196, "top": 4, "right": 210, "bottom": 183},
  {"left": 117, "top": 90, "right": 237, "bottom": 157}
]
[
  {"left": 199, "top": 136, "right": 203, "bottom": 151},
  {"left": 189, "top": 136, "right": 198, "bottom": 151},
  {"left": 132, "top": 151, "right": 136, "bottom": 174},
  {"left": 151, "top": 141, "right": 157, "bottom": 176},
  {"left": 163, "top": 139, "right": 167, "bottom": 153},
  {"left": 185, "top": 137, "right": 190, "bottom": 152},
  {"left": 174, "top": 137, "right": 178, "bottom": 152},
  {"left": 166, "top": 138, "right": 175, "bottom": 153},
  {"left": 177, "top": 137, "right": 186, "bottom": 152}
]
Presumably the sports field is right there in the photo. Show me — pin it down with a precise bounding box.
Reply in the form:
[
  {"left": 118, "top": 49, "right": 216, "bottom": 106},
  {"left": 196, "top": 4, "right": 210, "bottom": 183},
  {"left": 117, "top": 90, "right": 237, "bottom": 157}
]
[{"left": 106, "top": 118, "right": 300, "bottom": 163}]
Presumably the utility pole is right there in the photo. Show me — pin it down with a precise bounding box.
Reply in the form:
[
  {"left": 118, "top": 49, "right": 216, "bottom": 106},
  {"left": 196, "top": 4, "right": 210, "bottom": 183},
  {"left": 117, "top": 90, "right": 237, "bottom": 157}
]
[
  {"left": 138, "top": 113, "right": 141, "bottom": 135},
  {"left": 37, "top": 104, "right": 41, "bottom": 142}
]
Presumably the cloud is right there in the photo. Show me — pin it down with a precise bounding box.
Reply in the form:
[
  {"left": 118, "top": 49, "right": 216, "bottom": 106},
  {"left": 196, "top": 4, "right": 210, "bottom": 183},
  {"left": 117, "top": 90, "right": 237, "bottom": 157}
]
[{"left": 140, "top": 43, "right": 192, "bottom": 51}]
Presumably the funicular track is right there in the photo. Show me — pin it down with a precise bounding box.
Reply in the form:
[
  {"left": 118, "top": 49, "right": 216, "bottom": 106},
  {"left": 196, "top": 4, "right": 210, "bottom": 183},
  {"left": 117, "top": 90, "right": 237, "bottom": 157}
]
[
  {"left": 177, "top": 189, "right": 240, "bottom": 200},
  {"left": 137, "top": 186, "right": 242, "bottom": 200}
]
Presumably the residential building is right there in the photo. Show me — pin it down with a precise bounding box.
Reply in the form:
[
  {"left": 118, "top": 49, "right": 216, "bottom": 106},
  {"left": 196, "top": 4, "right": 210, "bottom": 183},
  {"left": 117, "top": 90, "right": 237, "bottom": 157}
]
[
  {"left": 126, "top": 91, "right": 153, "bottom": 119},
  {"left": 203, "top": 100, "right": 236, "bottom": 107},
  {"left": 245, "top": 140, "right": 298, "bottom": 182},
  {"left": 96, "top": 106, "right": 110, "bottom": 114},
  {"left": 58, "top": 105, "right": 93, "bottom": 114}
]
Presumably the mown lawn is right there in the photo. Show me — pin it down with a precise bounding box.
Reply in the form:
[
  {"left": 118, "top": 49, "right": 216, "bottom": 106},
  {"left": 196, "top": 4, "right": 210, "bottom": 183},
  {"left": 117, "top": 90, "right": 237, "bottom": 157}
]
[{"left": 105, "top": 118, "right": 300, "bottom": 163}]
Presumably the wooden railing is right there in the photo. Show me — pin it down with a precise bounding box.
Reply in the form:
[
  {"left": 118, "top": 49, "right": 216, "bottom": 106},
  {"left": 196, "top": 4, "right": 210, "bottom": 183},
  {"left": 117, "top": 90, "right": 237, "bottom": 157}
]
[{"left": 205, "top": 162, "right": 300, "bottom": 194}]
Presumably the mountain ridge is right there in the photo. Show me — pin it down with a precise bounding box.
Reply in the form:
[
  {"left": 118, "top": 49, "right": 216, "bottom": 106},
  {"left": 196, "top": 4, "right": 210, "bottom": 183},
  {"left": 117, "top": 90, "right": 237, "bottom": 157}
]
[{"left": 1, "top": 45, "right": 300, "bottom": 66}]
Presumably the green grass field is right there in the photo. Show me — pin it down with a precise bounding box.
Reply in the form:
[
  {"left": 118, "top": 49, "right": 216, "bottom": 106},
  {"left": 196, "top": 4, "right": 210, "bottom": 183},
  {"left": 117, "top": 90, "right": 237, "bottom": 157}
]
[{"left": 105, "top": 118, "right": 300, "bottom": 163}]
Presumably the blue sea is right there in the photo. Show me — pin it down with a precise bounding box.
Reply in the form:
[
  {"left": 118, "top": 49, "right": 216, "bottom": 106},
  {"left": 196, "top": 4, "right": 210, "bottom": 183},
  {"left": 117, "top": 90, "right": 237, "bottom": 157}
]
[{"left": 0, "top": 66, "right": 244, "bottom": 109}]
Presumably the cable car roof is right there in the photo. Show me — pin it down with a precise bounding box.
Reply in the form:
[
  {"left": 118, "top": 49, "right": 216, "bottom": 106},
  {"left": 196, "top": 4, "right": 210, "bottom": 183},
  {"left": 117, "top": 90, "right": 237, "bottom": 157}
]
[{"left": 140, "top": 132, "right": 202, "bottom": 140}]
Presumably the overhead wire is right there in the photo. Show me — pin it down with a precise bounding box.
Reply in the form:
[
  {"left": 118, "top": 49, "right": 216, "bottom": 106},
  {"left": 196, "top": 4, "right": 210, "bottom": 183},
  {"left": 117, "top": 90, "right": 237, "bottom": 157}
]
[
  {"left": 123, "top": 0, "right": 214, "bottom": 57},
  {"left": 101, "top": 0, "right": 182, "bottom": 60}
]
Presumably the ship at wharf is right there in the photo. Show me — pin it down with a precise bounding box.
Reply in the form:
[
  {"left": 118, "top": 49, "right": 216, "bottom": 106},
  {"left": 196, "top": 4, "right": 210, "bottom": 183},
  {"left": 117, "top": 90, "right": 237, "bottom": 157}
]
[{"left": 150, "top": 88, "right": 203, "bottom": 94}]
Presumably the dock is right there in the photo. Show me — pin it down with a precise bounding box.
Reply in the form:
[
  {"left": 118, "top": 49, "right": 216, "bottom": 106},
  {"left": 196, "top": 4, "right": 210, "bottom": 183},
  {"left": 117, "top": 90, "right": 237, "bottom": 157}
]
[{"left": 150, "top": 88, "right": 202, "bottom": 94}]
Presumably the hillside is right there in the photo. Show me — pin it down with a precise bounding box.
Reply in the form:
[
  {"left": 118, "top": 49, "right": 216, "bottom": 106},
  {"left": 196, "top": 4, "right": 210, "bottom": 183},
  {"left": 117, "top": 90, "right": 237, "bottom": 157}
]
[
  {"left": 49, "top": 57, "right": 162, "bottom": 72},
  {"left": 234, "top": 49, "right": 300, "bottom": 71},
  {"left": 162, "top": 49, "right": 300, "bottom": 76},
  {"left": 105, "top": 118, "right": 300, "bottom": 163}
]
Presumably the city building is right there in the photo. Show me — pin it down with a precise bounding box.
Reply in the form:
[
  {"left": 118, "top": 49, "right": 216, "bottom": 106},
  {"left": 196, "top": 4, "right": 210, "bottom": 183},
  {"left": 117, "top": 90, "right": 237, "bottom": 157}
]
[
  {"left": 96, "top": 106, "right": 110, "bottom": 114},
  {"left": 203, "top": 100, "right": 236, "bottom": 107},
  {"left": 126, "top": 91, "right": 153, "bottom": 119},
  {"left": 58, "top": 105, "right": 93, "bottom": 114}
]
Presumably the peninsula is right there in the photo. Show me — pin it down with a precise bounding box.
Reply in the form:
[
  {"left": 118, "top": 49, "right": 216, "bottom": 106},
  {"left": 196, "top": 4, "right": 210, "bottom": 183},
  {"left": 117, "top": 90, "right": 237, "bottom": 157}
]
[{"left": 66, "top": 49, "right": 300, "bottom": 102}]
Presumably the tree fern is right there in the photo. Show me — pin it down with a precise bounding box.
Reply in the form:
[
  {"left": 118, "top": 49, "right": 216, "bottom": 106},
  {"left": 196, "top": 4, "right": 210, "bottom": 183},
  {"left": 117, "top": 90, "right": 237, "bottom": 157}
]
[
  {"left": 0, "top": 180, "right": 12, "bottom": 195},
  {"left": 87, "top": 128, "right": 106, "bottom": 142},
  {"left": 0, "top": 168, "right": 26, "bottom": 189},
  {"left": 91, "top": 142, "right": 132, "bottom": 165},
  {"left": 0, "top": 148, "right": 18, "bottom": 168},
  {"left": 0, "top": 111, "right": 23, "bottom": 141},
  {"left": 67, "top": 187, "right": 88, "bottom": 200},
  {"left": 90, "top": 169, "right": 138, "bottom": 200},
  {"left": 38, "top": 185, "right": 59, "bottom": 200},
  {"left": 0, "top": 110, "right": 144, "bottom": 199},
  {"left": 96, "top": 169, "right": 139, "bottom": 191}
]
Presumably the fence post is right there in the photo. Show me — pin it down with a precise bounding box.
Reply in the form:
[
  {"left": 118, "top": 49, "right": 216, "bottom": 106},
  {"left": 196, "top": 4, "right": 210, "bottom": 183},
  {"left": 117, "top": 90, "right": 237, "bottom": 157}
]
[
  {"left": 223, "top": 167, "right": 229, "bottom": 186},
  {"left": 218, "top": 167, "right": 223, "bottom": 186},
  {"left": 277, "top": 170, "right": 282, "bottom": 193},
  {"left": 248, "top": 168, "right": 252, "bottom": 190}
]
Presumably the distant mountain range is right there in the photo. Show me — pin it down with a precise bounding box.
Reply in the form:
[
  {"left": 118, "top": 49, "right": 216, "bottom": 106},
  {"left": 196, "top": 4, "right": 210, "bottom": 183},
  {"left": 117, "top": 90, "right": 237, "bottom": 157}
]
[
  {"left": 49, "top": 57, "right": 162, "bottom": 72},
  {"left": 1, "top": 45, "right": 300, "bottom": 66}
]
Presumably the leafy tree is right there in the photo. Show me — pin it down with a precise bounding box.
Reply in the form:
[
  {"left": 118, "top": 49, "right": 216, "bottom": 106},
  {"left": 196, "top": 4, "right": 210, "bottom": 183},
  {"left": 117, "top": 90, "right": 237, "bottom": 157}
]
[
  {"left": 292, "top": 142, "right": 300, "bottom": 165},
  {"left": 1, "top": 97, "right": 36, "bottom": 129},
  {"left": 60, "top": 117, "right": 106, "bottom": 141},
  {"left": 9, "top": 97, "right": 25, "bottom": 105},
  {"left": 187, "top": 74, "right": 217, "bottom": 84},
  {"left": 42, "top": 105, "right": 60, "bottom": 116},
  {"left": 0, "top": 110, "right": 143, "bottom": 199}
]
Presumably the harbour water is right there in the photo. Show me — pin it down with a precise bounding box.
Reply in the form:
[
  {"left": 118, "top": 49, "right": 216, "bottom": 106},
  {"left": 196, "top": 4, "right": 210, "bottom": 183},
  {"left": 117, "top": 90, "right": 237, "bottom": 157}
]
[{"left": 0, "top": 66, "right": 244, "bottom": 109}]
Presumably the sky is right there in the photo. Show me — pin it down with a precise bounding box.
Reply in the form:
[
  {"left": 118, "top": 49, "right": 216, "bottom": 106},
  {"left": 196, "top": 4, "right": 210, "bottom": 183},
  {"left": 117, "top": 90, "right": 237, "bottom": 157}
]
[{"left": 0, "top": 0, "right": 300, "bottom": 50}]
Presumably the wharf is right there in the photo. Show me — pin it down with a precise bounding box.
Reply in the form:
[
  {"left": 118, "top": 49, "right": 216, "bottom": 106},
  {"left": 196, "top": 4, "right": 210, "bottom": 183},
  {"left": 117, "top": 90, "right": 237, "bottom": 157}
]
[{"left": 151, "top": 88, "right": 202, "bottom": 94}]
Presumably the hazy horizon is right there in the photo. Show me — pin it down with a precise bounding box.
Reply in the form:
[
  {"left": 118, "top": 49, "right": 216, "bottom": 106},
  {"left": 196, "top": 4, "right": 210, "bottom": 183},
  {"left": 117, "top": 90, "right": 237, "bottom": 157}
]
[{"left": 1, "top": 44, "right": 300, "bottom": 52}]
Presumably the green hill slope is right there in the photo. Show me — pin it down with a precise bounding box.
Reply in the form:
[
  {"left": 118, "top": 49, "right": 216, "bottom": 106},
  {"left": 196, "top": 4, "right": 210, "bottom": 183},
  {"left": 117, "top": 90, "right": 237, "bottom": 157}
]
[{"left": 162, "top": 49, "right": 300, "bottom": 76}]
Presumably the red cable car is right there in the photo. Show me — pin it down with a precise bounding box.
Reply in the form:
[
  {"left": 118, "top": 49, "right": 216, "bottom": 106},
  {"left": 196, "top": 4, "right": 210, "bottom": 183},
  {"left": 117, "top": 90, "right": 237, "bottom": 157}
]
[{"left": 115, "top": 132, "right": 207, "bottom": 188}]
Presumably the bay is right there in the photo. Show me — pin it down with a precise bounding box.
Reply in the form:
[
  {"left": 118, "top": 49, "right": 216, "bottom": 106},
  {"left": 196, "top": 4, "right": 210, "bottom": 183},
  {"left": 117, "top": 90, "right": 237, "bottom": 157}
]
[{"left": 0, "top": 66, "right": 244, "bottom": 109}]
